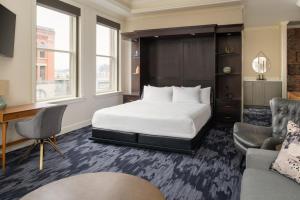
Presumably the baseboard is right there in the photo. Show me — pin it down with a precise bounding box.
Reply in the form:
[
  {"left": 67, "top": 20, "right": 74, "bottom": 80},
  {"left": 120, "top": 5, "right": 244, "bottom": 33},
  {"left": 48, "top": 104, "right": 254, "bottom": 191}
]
[{"left": 59, "top": 119, "right": 92, "bottom": 136}]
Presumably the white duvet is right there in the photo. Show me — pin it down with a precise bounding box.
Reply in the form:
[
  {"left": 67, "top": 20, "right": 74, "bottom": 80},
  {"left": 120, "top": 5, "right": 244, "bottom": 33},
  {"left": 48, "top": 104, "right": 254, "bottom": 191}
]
[{"left": 92, "top": 100, "right": 211, "bottom": 139}]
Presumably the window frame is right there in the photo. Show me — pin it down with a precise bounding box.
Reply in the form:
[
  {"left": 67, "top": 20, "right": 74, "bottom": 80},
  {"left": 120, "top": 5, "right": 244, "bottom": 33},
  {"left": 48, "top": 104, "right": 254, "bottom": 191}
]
[
  {"left": 35, "top": 0, "right": 80, "bottom": 102},
  {"left": 96, "top": 16, "right": 120, "bottom": 94}
]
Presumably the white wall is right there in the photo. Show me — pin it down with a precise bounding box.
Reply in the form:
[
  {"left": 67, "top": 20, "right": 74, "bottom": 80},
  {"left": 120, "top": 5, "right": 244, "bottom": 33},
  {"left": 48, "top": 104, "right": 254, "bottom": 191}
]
[
  {"left": 243, "top": 26, "right": 282, "bottom": 80},
  {"left": 0, "top": 0, "right": 125, "bottom": 149}
]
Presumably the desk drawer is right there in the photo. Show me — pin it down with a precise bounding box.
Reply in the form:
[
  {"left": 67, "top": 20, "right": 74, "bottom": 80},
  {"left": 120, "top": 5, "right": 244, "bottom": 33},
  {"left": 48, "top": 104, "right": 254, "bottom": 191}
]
[{"left": 3, "top": 110, "right": 39, "bottom": 122}]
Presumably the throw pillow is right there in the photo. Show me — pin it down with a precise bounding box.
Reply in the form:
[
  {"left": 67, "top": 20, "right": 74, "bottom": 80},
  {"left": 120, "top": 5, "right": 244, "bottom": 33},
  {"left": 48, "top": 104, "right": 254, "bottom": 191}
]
[{"left": 272, "top": 121, "right": 300, "bottom": 183}]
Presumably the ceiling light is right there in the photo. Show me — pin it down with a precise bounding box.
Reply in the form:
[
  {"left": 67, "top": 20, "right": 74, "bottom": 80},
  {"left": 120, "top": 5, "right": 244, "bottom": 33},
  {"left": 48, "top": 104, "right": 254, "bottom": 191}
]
[{"left": 297, "top": 0, "right": 300, "bottom": 7}]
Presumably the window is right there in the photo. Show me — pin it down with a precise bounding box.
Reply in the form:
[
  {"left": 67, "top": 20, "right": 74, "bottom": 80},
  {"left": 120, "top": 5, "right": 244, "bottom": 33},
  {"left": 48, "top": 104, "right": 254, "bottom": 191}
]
[
  {"left": 96, "top": 16, "right": 120, "bottom": 93},
  {"left": 38, "top": 65, "right": 46, "bottom": 81},
  {"left": 35, "top": 0, "right": 80, "bottom": 102},
  {"left": 39, "top": 50, "right": 45, "bottom": 58}
]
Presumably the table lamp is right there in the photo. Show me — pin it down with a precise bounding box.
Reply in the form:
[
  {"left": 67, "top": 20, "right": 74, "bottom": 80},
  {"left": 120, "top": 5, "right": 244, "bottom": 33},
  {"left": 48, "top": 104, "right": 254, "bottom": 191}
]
[{"left": 0, "top": 80, "right": 9, "bottom": 110}]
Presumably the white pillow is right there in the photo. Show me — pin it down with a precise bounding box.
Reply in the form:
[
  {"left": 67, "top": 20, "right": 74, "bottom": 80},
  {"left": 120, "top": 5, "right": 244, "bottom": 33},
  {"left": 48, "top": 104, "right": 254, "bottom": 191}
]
[
  {"left": 142, "top": 85, "right": 172, "bottom": 103},
  {"left": 200, "top": 87, "right": 211, "bottom": 104},
  {"left": 172, "top": 86, "right": 201, "bottom": 103}
]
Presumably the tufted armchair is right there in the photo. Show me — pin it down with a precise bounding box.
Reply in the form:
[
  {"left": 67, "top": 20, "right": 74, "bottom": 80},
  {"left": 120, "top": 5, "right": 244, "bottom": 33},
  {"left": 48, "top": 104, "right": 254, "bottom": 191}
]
[{"left": 233, "top": 98, "right": 300, "bottom": 154}]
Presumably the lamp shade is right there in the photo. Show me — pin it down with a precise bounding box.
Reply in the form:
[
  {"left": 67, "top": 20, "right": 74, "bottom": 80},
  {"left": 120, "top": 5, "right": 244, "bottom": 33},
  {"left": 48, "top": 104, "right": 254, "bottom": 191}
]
[
  {"left": 297, "top": 0, "right": 300, "bottom": 7},
  {"left": 0, "top": 80, "right": 9, "bottom": 95}
]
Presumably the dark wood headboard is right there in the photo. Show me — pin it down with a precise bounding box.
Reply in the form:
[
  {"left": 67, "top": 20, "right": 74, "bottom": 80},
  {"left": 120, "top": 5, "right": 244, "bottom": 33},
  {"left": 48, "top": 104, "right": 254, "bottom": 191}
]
[{"left": 140, "top": 35, "right": 215, "bottom": 98}]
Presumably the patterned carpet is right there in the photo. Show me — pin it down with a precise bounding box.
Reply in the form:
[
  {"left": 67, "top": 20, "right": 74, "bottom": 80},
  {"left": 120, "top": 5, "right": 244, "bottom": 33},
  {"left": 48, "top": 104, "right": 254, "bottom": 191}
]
[
  {"left": 0, "top": 127, "right": 243, "bottom": 200},
  {"left": 0, "top": 107, "right": 270, "bottom": 200},
  {"left": 243, "top": 107, "right": 272, "bottom": 126}
]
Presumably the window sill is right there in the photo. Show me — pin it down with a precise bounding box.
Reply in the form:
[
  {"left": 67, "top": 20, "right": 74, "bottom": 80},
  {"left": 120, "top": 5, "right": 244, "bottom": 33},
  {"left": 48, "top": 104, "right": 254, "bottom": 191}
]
[
  {"left": 40, "top": 97, "right": 87, "bottom": 105},
  {"left": 94, "top": 91, "right": 122, "bottom": 99}
]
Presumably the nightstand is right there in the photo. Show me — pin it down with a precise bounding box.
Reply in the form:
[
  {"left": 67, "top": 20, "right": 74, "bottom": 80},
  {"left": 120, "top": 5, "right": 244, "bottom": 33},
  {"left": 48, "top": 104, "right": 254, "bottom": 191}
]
[{"left": 123, "top": 94, "right": 140, "bottom": 103}]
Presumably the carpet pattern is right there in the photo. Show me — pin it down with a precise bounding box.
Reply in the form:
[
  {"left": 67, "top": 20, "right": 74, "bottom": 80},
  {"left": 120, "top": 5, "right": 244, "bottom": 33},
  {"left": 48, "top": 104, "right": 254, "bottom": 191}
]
[
  {"left": 243, "top": 107, "right": 272, "bottom": 126},
  {"left": 0, "top": 127, "right": 242, "bottom": 200}
]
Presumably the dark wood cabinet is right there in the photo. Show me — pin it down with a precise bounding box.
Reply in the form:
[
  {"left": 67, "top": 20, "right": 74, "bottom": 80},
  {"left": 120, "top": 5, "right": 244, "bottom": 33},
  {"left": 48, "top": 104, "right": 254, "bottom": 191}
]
[
  {"left": 123, "top": 94, "right": 140, "bottom": 103},
  {"left": 215, "top": 25, "right": 242, "bottom": 126},
  {"left": 215, "top": 99, "right": 241, "bottom": 124},
  {"left": 122, "top": 24, "right": 243, "bottom": 126}
]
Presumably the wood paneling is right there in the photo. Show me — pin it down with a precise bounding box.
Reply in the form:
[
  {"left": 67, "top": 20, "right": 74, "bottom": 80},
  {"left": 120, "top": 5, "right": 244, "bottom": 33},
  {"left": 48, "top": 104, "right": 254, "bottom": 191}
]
[
  {"left": 142, "top": 36, "right": 215, "bottom": 88},
  {"left": 243, "top": 81, "right": 282, "bottom": 106},
  {"left": 253, "top": 81, "right": 265, "bottom": 106},
  {"left": 183, "top": 36, "right": 215, "bottom": 81}
]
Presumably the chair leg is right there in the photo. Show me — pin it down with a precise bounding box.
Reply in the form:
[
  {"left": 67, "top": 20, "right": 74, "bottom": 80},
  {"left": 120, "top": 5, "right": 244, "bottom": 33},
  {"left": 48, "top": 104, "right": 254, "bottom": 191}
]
[
  {"left": 51, "top": 136, "right": 57, "bottom": 144},
  {"left": 45, "top": 138, "right": 64, "bottom": 158},
  {"left": 39, "top": 140, "right": 44, "bottom": 170}
]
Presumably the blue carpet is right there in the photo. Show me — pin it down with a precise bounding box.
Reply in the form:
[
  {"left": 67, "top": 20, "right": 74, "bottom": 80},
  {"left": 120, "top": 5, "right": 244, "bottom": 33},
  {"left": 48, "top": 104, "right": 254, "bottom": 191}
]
[
  {"left": 243, "top": 107, "right": 272, "bottom": 126},
  {"left": 0, "top": 126, "right": 243, "bottom": 200}
]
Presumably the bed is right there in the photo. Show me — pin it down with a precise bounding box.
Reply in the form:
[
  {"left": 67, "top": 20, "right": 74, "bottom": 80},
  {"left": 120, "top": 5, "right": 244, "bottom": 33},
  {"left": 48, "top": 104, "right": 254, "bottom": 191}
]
[{"left": 91, "top": 96, "right": 212, "bottom": 154}]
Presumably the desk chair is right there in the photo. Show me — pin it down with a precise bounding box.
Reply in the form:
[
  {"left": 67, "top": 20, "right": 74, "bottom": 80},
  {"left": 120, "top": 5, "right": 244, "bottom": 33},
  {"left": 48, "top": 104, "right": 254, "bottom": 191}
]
[{"left": 15, "top": 104, "right": 67, "bottom": 170}]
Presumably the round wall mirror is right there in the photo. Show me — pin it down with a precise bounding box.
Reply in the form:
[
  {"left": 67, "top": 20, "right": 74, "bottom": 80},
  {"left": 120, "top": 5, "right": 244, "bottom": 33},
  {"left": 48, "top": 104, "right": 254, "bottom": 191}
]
[
  {"left": 252, "top": 52, "right": 271, "bottom": 78},
  {"left": 252, "top": 56, "right": 268, "bottom": 73}
]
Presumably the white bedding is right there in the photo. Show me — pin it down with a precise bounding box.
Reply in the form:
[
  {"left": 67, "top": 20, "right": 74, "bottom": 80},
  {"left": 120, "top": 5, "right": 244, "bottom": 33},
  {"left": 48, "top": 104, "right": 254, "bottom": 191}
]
[{"left": 92, "top": 100, "right": 211, "bottom": 139}]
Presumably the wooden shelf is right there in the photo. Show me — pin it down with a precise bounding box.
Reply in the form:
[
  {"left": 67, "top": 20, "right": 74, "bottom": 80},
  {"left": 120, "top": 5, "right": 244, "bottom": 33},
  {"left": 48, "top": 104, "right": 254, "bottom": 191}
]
[
  {"left": 216, "top": 73, "right": 241, "bottom": 76},
  {"left": 217, "top": 52, "right": 240, "bottom": 56},
  {"left": 216, "top": 98, "right": 241, "bottom": 101}
]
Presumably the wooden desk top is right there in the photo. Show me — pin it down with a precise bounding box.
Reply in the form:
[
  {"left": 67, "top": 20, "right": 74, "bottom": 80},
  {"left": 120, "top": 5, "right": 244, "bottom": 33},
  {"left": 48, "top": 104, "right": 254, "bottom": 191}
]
[{"left": 0, "top": 103, "right": 54, "bottom": 122}]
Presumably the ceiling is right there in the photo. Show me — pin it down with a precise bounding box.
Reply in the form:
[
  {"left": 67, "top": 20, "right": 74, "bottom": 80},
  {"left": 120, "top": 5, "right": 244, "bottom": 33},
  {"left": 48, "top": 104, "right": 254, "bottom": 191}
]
[
  {"left": 243, "top": 0, "right": 300, "bottom": 27},
  {"left": 79, "top": 0, "right": 300, "bottom": 26}
]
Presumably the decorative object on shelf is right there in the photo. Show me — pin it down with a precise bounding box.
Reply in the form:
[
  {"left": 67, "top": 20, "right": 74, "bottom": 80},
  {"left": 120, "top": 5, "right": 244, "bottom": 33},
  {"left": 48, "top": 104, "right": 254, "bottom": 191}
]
[
  {"left": 224, "top": 34, "right": 233, "bottom": 54},
  {"left": 0, "top": 80, "right": 9, "bottom": 110},
  {"left": 134, "top": 50, "right": 139, "bottom": 57},
  {"left": 223, "top": 66, "right": 232, "bottom": 74},
  {"left": 135, "top": 65, "right": 140, "bottom": 74},
  {"left": 224, "top": 47, "right": 232, "bottom": 54},
  {"left": 252, "top": 51, "right": 271, "bottom": 80}
]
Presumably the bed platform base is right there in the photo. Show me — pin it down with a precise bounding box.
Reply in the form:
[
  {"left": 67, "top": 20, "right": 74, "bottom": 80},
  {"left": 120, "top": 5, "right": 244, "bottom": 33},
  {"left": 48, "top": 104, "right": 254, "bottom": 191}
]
[{"left": 90, "top": 119, "right": 212, "bottom": 155}]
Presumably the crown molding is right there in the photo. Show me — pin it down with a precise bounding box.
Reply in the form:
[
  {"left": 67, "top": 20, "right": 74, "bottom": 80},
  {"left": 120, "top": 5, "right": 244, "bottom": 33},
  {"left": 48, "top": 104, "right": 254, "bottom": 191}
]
[{"left": 130, "top": 0, "right": 241, "bottom": 14}]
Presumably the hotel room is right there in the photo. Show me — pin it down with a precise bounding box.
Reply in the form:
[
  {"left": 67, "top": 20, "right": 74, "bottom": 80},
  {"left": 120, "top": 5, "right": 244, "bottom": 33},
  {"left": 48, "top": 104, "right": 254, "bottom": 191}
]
[{"left": 0, "top": 0, "right": 300, "bottom": 199}]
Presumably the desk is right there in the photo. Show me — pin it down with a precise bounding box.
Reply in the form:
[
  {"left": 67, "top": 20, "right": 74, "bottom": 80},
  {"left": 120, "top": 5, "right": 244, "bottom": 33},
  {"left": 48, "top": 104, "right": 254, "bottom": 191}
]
[{"left": 0, "top": 103, "right": 54, "bottom": 172}]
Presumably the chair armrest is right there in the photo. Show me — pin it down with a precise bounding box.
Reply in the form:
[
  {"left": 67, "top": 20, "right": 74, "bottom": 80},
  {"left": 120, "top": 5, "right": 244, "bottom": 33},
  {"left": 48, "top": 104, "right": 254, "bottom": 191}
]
[
  {"left": 261, "top": 137, "right": 284, "bottom": 150},
  {"left": 246, "top": 148, "right": 278, "bottom": 170}
]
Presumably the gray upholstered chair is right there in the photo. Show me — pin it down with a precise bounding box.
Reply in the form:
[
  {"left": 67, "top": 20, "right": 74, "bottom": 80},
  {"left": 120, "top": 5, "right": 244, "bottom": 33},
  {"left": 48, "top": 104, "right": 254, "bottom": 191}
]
[
  {"left": 15, "top": 104, "right": 67, "bottom": 170},
  {"left": 233, "top": 98, "right": 300, "bottom": 154}
]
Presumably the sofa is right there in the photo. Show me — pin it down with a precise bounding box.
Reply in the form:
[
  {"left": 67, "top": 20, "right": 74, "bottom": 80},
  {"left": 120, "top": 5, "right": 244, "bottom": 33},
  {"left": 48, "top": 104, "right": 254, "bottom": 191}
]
[{"left": 241, "top": 148, "right": 300, "bottom": 200}]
